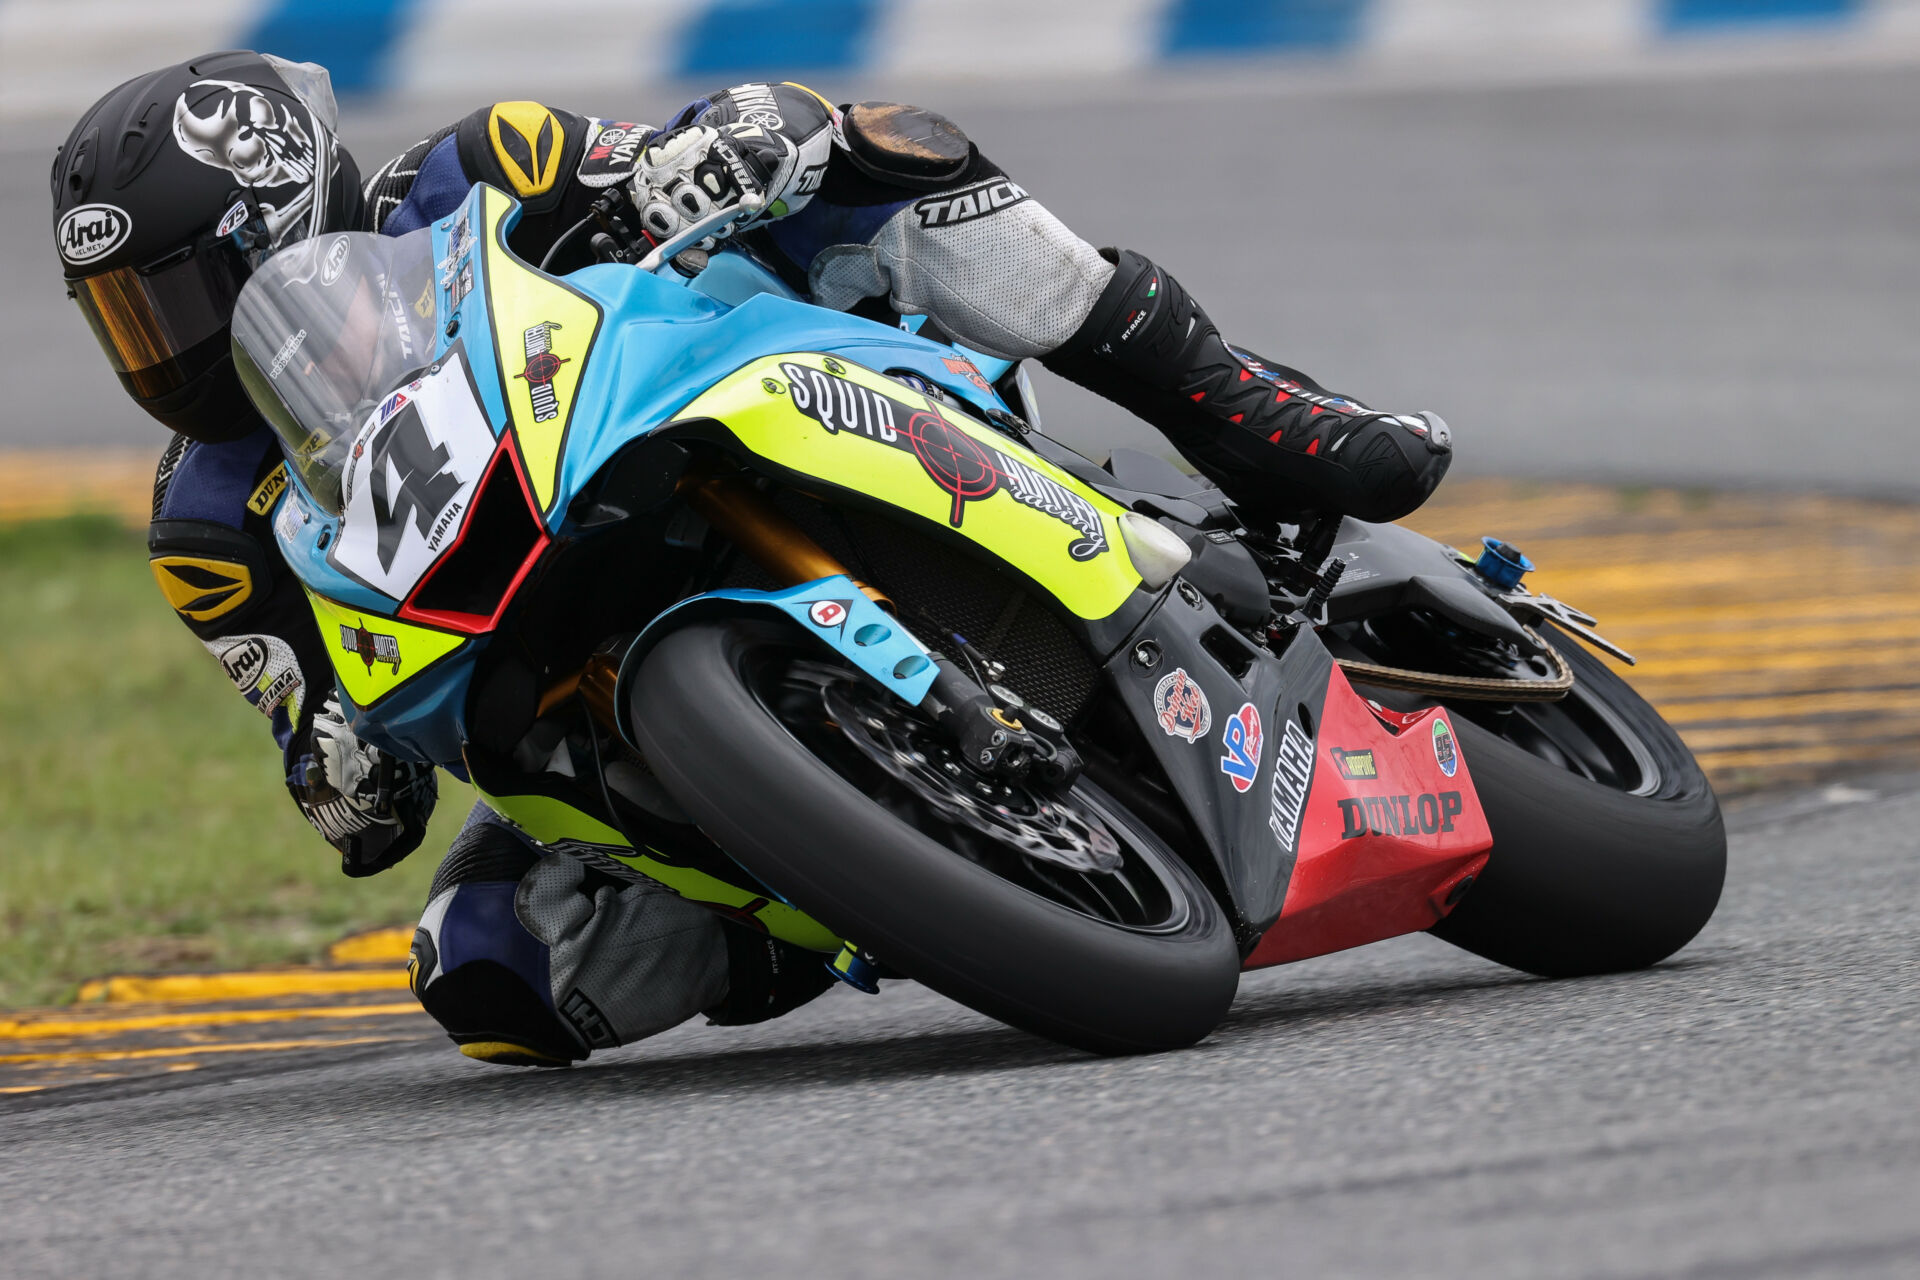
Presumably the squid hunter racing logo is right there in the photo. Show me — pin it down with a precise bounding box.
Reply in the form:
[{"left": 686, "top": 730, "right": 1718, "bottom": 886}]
[
  {"left": 515, "top": 320, "right": 570, "bottom": 422},
  {"left": 777, "top": 361, "right": 1109, "bottom": 561},
  {"left": 340, "top": 619, "right": 402, "bottom": 674}
]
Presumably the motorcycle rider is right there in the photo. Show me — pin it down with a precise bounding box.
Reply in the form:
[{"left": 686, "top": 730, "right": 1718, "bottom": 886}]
[{"left": 52, "top": 52, "right": 1452, "bottom": 1066}]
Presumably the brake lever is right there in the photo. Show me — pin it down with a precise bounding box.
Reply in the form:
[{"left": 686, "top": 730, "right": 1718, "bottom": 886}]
[{"left": 634, "top": 194, "right": 766, "bottom": 274}]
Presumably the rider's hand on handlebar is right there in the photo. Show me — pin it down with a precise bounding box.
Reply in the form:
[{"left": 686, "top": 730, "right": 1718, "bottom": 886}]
[
  {"left": 629, "top": 122, "right": 795, "bottom": 248},
  {"left": 293, "top": 694, "right": 438, "bottom": 877}
]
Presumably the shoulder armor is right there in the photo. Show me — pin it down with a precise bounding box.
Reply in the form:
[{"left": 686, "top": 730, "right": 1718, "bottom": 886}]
[
  {"left": 840, "top": 102, "right": 972, "bottom": 191},
  {"left": 148, "top": 518, "right": 273, "bottom": 635},
  {"left": 457, "top": 102, "right": 588, "bottom": 213}
]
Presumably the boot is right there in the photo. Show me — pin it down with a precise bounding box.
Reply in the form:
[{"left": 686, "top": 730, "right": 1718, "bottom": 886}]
[{"left": 1043, "top": 249, "right": 1451, "bottom": 523}]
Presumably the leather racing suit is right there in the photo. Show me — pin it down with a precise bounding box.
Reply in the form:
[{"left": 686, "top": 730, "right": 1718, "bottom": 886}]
[{"left": 153, "top": 83, "right": 1451, "bottom": 1066}]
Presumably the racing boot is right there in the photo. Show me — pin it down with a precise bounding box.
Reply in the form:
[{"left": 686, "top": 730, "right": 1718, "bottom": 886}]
[{"left": 1042, "top": 249, "right": 1452, "bottom": 524}]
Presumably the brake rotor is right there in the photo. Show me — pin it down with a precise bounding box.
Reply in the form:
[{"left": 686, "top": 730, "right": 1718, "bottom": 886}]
[{"left": 821, "top": 679, "right": 1122, "bottom": 874}]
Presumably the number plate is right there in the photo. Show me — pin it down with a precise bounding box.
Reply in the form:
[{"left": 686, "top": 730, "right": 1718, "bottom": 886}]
[{"left": 329, "top": 351, "right": 500, "bottom": 600}]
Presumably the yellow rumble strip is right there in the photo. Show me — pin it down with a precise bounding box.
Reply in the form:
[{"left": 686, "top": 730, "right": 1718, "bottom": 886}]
[{"left": 0, "top": 929, "right": 434, "bottom": 1095}]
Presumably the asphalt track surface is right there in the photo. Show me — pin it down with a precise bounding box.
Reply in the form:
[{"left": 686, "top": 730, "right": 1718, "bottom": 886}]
[
  {"left": 3, "top": 779, "right": 1916, "bottom": 1278},
  {"left": 5, "top": 60, "right": 1920, "bottom": 494}
]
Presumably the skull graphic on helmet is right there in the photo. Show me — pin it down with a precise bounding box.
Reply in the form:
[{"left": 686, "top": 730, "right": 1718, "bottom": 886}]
[{"left": 173, "top": 78, "right": 326, "bottom": 246}]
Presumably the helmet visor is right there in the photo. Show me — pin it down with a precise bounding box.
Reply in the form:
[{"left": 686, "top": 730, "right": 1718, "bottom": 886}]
[{"left": 70, "top": 238, "right": 250, "bottom": 397}]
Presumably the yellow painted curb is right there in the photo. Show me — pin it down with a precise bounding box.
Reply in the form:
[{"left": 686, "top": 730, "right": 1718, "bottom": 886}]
[
  {"left": 0, "top": 449, "right": 156, "bottom": 526},
  {"left": 75, "top": 969, "right": 410, "bottom": 1005},
  {"left": 0, "top": 1035, "right": 403, "bottom": 1066},
  {"left": 0, "top": 1002, "right": 422, "bottom": 1042},
  {"left": 326, "top": 927, "right": 415, "bottom": 965}
]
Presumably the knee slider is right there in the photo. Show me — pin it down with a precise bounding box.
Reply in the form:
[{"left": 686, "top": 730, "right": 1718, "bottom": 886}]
[
  {"left": 840, "top": 102, "right": 972, "bottom": 189},
  {"left": 411, "top": 877, "right": 585, "bottom": 1066}
]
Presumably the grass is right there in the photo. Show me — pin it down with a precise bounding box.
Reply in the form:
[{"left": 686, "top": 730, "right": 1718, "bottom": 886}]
[{"left": 0, "top": 515, "right": 473, "bottom": 1008}]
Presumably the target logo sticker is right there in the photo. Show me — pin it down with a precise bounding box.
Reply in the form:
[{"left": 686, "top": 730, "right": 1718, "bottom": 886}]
[{"left": 807, "top": 599, "right": 850, "bottom": 630}]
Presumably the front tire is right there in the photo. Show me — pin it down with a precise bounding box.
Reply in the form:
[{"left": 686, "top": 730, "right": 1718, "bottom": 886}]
[
  {"left": 631, "top": 621, "right": 1241, "bottom": 1055},
  {"left": 1429, "top": 630, "right": 1727, "bottom": 977}
]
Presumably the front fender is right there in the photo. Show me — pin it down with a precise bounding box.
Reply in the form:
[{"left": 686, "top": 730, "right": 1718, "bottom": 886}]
[{"left": 612, "top": 575, "right": 938, "bottom": 748}]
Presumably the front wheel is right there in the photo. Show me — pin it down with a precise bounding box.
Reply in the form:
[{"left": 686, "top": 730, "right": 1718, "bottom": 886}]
[{"left": 630, "top": 621, "right": 1241, "bottom": 1055}]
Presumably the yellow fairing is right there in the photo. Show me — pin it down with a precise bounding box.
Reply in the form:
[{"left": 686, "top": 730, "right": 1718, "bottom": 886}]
[
  {"left": 477, "top": 184, "right": 601, "bottom": 513},
  {"left": 304, "top": 590, "right": 468, "bottom": 708},
  {"left": 675, "top": 354, "right": 1142, "bottom": 620},
  {"left": 474, "top": 789, "right": 844, "bottom": 953}
]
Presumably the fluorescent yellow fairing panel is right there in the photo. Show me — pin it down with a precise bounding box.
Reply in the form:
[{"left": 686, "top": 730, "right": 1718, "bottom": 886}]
[
  {"left": 478, "top": 185, "right": 602, "bottom": 513},
  {"left": 674, "top": 354, "right": 1142, "bottom": 620},
  {"left": 305, "top": 590, "right": 468, "bottom": 708},
  {"left": 473, "top": 789, "right": 844, "bottom": 953}
]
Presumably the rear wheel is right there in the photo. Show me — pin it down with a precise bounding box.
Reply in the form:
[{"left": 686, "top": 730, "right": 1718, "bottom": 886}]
[
  {"left": 631, "top": 621, "right": 1241, "bottom": 1054},
  {"left": 1340, "top": 622, "right": 1726, "bottom": 976}
]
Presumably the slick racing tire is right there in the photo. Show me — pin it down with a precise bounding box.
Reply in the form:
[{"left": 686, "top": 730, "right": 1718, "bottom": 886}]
[
  {"left": 1429, "top": 626, "right": 1726, "bottom": 977},
  {"left": 631, "top": 621, "right": 1241, "bottom": 1055}
]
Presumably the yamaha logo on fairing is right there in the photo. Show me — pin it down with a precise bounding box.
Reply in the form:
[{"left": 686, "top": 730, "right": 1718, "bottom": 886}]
[
  {"left": 57, "top": 203, "right": 131, "bottom": 265},
  {"left": 1266, "top": 717, "right": 1315, "bottom": 854},
  {"left": 914, "top": 179, "right": 1030, "bottom": 229}
]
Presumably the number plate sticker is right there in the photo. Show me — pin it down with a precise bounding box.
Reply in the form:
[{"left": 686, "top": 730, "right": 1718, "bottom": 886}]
[{"left": 330, "top": 351, "right": 499, "bottom": 600}]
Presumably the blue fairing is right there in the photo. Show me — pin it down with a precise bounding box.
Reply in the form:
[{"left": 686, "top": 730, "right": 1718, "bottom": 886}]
[{"left": 273, "top": 185, "right": 1017, "bottom": 768}]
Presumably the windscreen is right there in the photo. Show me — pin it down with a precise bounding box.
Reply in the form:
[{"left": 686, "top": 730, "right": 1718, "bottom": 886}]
[{"left": 231, "top": 228, "right": 438, "bottom": 513}]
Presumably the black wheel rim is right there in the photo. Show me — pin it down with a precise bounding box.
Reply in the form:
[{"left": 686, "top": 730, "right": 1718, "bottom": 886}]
[{"left": 747, "top": 655, "right": 1194, "bottom": 935}]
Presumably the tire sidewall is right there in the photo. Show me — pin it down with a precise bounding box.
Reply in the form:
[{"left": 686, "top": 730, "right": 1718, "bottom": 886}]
[
  {"left": 1431, "top": 629, "right": 1728, "bottom": 976},
  {"left": 632, "top": 620, "right": 1241, "bottom": 1054}
]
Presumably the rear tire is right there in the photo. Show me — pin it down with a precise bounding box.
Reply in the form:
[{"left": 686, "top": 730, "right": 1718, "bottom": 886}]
[
  {"left": 632, "top": 621, "right": 1242, "bottom": 1055},
  {"left": 1429, "top": 631, "right": 1726, "bottom": 976}
]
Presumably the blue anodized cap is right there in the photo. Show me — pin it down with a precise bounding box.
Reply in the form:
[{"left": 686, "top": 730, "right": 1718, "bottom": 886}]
[{"left": 1475, "top": 536, "right": 1534, "bottom": 589}]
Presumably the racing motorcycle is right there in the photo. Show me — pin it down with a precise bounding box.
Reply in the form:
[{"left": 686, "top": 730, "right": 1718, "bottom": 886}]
[{"left": 230, "top": 183, "right": 1725, "bottom": 1055}]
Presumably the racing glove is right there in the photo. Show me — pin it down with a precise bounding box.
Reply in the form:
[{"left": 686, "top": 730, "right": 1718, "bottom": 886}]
[
  {"left": 291, "top": 693, "right": 439, "bottom": 878},
  {"left": 629, "top": 121, "right": 801, "bottom": 247}
]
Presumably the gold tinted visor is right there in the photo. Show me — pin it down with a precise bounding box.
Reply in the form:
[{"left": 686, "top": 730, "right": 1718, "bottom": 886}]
[{"left": 70, "top": 242, "right": 248, "bottom": 396}]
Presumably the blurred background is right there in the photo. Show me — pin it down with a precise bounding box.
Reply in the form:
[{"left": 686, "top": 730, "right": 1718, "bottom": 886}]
[
  {"left": 4, "top": 0, "right": 1919, "bottom": 484},
  {"left": 3, "top": 0, "right": 1918, "bottom": 1003}
]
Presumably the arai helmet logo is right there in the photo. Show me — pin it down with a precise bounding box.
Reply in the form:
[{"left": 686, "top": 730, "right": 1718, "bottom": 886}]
[
  {"left": 319, "top": 235, "right": 351, "bottom": 285},
  {"left": 57, "top": 203, "right": 132, "bottom": 265},
  {"left": 1432, "top": 718, "right": 1459, "bottom": 778}
]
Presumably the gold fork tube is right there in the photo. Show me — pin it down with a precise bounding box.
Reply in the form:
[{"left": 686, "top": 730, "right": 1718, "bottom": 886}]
[{"left": 685, "top": 476, "right": 893, "bottom": 612}]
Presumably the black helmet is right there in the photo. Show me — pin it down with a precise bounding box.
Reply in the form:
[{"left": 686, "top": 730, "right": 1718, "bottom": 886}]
[{"left": 51, "top": 51, "right": 365, "bottom": 442}]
